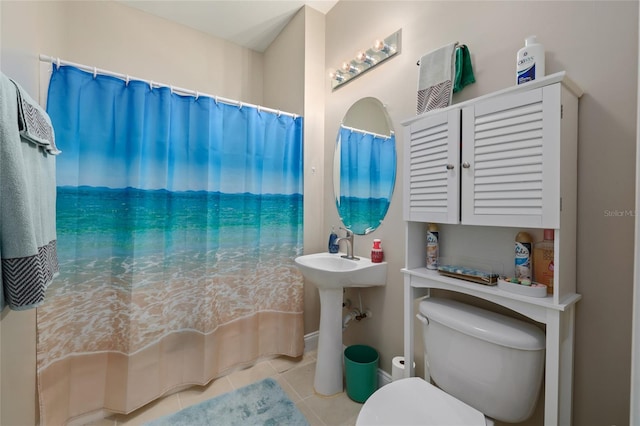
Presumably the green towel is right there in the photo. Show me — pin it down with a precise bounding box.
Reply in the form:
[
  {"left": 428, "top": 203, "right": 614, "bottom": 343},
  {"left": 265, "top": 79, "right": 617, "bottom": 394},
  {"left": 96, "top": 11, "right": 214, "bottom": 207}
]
[{"left": 453, "top": 45, "right": 476, "bottom": 93}]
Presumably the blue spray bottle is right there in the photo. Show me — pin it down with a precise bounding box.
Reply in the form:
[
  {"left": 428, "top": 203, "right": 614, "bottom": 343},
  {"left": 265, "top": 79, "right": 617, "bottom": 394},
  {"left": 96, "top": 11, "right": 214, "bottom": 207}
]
[{"left": 328, "top": 226, "right": 339, "bottom": 253}]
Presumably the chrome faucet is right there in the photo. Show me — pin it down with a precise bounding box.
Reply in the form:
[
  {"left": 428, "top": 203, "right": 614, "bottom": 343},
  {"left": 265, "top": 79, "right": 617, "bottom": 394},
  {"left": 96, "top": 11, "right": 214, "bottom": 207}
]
[{"left": 336, "top": 227, "right": 359, "bottom": 260}]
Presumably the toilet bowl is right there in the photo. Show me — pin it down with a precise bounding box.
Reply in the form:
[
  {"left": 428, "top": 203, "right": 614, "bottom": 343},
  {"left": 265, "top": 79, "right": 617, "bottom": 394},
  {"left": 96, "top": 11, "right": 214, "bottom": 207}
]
[
  {"left": 356, "top": 377, "right": 491, "bottom": 426},
  {"left": 356, "top": 297, "right": 545, "bottom": 425}
]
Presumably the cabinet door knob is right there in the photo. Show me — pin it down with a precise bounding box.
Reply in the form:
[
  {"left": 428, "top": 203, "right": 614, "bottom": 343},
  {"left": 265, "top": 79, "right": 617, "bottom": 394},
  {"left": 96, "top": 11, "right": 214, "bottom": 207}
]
[
  {"left": 446, "top": 164, "right": 455, "bottom": 170},
  {"left": 462, "top": 162, "right": 471, "bottom": 169}
]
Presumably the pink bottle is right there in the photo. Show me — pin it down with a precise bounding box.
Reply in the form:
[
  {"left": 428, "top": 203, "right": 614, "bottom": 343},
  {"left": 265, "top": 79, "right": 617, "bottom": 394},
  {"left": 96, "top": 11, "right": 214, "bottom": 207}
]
[{"left": 371, "top": 239, "right": 384, "bottom": 263}]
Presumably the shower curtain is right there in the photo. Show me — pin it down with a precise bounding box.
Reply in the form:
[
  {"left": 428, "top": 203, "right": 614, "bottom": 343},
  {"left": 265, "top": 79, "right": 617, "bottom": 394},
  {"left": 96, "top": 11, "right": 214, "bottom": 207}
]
[
  {"left": 337, "top": 125, "right": 395, "bottom": 234},
  {"left": 37, "top": 65, "right": 304, "bottom": 425}
]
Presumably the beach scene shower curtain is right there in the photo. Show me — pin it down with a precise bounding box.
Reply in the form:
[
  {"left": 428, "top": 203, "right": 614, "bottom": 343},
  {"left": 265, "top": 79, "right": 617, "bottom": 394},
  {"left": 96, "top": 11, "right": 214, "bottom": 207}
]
[{"left": 38, "top": 65, "right": 304, "bottom": 425}]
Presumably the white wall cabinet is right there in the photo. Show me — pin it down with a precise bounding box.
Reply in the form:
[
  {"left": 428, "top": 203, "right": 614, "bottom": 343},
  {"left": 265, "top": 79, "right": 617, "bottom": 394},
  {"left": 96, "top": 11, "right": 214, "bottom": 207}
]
[
  {"left": 404, "top": 72, "right": 580, "bottom": 229},
  {"left": 401, "top": 72, "right": 583, "bottom": 426}
]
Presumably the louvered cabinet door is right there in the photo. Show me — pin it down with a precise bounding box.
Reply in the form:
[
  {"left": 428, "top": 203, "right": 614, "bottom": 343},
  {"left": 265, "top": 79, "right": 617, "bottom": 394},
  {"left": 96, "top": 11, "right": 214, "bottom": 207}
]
[
  {"left": 461, "top": 83, "right": 561, "bottom": 227},
  {"left": 404, "top": 109, "right": 461, "bottom": 223}
]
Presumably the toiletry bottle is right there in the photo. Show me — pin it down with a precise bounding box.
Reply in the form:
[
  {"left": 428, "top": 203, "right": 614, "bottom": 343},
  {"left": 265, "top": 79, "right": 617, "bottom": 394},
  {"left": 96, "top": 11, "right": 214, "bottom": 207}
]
[
  {"left": 328, "top": 226, "right": 339, "bottom": 254},
  {"left": 533, "top": 229, "right": 555, "bottom": 294},
  {"left": 371, "top": 239, "right": 384, "bottom": 263},
  {"left": 426, "top": 223, "right": 439, "bottom": 270},
  {"left": 515, "top": 231, "right": 533, "bottom": 280},
  {"left": 517, "top": 36, "right": 545, "bottom": 85}
]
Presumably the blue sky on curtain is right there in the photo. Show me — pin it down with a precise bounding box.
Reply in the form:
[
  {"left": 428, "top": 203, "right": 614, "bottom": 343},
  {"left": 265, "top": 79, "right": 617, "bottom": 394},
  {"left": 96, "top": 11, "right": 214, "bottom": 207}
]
[{"left": 36, "top": 65, "right": 304, "bottom": 424}]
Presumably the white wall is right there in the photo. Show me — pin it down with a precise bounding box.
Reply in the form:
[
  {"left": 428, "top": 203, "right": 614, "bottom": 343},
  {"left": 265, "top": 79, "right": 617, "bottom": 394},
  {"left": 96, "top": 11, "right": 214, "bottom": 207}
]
[
  {"left": 326, "top": 2, "right": 638, "bottom": 425},
  {"left": 264, "top": 6, "right": 326, "bottom": 334}
]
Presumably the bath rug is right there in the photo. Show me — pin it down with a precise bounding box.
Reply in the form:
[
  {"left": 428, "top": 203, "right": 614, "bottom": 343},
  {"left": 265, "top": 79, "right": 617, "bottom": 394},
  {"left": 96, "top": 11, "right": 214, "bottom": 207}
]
[{"left": 145, "top": 378, "right": 309, "bottom": 426}]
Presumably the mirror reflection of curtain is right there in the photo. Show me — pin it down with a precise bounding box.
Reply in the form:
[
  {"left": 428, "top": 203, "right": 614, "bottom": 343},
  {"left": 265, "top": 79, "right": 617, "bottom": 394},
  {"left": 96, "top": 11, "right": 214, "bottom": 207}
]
[
  {"left": 38, "top": 65, "right": 304, "bottom": 424},
  {"left": 337, "top": 125, "right": 396, "bottom": 234}
]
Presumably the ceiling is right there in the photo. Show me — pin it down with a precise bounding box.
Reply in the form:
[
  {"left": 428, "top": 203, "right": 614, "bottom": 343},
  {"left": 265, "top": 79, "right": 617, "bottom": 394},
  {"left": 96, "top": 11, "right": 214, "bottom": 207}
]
[{"left": 119, "top": 0, "right": 338, "bottom": 52}]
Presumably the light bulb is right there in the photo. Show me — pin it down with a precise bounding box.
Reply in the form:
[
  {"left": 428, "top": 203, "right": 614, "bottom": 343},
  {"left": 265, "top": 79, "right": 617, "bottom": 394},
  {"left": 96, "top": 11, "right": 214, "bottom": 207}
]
[
  {"left": 374, "top": 39, "right": 393, "bottom": 54},
  {"left": 355, "top": 51, "right": 376, "bottom": 65},
  {"left": 341, "top": 62, "right": 358, "bottom": 74},
  {"left": 329, "top": 71, "right": 345, "bottom": 82}
]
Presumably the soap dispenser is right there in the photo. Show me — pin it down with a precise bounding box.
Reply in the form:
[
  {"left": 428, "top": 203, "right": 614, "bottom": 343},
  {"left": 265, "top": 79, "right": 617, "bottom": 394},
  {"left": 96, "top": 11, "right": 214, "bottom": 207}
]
[
  {"left": 328, "top": 226, "right": 339, "bottom": 254},
  {"left": 371, "top": 239, "right": 384, "bottom": 263}
]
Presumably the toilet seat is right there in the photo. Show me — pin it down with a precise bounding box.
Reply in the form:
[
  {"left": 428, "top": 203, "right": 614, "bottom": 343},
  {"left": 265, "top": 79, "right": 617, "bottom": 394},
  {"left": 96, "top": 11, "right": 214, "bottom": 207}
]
[{"left": 355, "top": 377, "right": 488, "bottom": 426}]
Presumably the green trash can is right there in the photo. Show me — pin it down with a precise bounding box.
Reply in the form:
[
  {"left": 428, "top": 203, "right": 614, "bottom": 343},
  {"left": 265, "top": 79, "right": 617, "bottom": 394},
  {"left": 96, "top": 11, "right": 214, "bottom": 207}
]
[{"left": 344, "top": 345, "right": 379, "bottom": 403}]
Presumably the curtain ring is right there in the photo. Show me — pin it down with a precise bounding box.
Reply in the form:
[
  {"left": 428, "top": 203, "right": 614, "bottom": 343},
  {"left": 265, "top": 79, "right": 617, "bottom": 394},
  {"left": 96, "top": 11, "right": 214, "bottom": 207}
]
[
  {"left": 214, "top": 96, "right": 218, "bottom": 105},
  {"left": 125, "top": 75, "right": 130, "bottom": 86},
  {"left": 93, "top": 67, "right": 97, "bottom": 79},
  {"left": 277, "top": 110, "right": 281, "bottom": 117},
  {"left": 238, "top": 102, "right": 243, "bottom": 110},
  {"left": 170, "top": 85, "right": 174, "bottom": 94},
  {"left": 195, "top": 91, "right": 199, "bottom": 100},
  {"left": 56, "top": 57, "right": 60, "bottom": 70},
  {"left": 149, "top": 80, "right": 154, "bottom": 91}
]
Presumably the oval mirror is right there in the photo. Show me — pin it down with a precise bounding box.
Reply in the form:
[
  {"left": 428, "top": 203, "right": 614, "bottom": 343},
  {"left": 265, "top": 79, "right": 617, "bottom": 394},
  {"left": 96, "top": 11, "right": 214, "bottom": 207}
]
[{"left": 333, "top": 97, "right": 396, "bottom": 235}]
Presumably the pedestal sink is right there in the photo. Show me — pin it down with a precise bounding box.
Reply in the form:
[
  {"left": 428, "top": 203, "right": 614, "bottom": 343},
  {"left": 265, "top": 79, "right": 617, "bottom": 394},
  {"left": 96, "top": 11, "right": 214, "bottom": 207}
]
[{"left": 294, "top": 252, "right": 387, "bottom": 396}]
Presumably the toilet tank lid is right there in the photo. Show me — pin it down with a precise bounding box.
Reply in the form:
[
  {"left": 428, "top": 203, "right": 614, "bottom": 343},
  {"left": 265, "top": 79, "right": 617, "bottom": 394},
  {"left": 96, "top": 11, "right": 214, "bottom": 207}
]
[{"left": 419, "top": 298, "right": 545, "bottom": 350}]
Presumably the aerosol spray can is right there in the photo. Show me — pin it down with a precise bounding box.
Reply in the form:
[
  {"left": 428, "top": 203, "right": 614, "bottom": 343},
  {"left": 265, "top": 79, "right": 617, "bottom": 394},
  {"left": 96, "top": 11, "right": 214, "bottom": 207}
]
[
  {"left": 515, "top": 231, "right": 533, "bottom": 280},
  {"left": 426, "top": 224, "right": 439, "bottom": 270}
]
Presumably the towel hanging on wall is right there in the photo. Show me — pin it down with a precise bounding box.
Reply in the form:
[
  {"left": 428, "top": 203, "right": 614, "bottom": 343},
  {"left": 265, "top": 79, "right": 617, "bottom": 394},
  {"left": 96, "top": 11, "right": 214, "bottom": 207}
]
[
  {"left": 0, "top": 72, "right": 59, "bottom": 310},
  {"left": 416, "top": 43, "right": 475, "bottom": 114},
  {"left": 417, "top": 42, "right": 457, "bottom": 114},
  {"left": 453, "top": 45, "right": 476, "bottom": 93}
]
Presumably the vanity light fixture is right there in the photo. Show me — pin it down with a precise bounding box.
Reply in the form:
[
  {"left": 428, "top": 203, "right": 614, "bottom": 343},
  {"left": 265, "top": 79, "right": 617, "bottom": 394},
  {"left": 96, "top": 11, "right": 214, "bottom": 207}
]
[{"left": 330, "top": 29, "right": 402, "bottom": 90}]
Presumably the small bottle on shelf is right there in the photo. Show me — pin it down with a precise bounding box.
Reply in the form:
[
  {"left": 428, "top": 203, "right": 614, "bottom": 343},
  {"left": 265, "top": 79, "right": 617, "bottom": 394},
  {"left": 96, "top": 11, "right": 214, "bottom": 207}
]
[
  {"left": 371, "top": 239, "right": 384, "bottom": 263},
  {"left": 426, "top": 224, "right": 439, "bottom": 270},
  {"left": 533, "top": 229, "right": 555, "bottom": 294},
  {"left": 515, "top": 231, "right": 532, "bottom": 280}
]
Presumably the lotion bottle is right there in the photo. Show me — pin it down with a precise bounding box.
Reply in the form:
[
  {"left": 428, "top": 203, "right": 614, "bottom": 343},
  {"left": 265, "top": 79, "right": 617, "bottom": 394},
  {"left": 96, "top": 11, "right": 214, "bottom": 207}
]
[
  {"left": 517, "top": 36, "right": 545, "bottom": 85},
  {"left": 533, "top": 229, "right": 555, "bottom": 294},
  {"left": 371, "top": 239, "right": 383, "bottom": 263}
]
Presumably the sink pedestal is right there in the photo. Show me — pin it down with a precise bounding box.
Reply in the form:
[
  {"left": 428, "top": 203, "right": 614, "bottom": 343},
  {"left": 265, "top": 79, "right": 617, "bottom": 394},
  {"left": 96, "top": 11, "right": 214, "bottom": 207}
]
[
  {"left": 314, "top": 288, "right": 344, "bottom": 395},
  {"left": 293, "top": 252, "right": 387, "bottom": 397}
]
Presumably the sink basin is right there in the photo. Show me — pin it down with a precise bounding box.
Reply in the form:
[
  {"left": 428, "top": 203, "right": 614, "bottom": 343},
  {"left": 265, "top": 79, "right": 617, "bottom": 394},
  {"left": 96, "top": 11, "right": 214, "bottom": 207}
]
[
  {"left": 294, "top": 252, "right": 387, "bottom": 289},
  {"left": 294, "top": 252, "right": 387, "bottom": 396}
]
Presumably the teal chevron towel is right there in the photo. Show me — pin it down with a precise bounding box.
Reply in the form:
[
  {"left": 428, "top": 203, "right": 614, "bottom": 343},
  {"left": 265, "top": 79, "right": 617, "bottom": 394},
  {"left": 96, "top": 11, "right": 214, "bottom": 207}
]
[
  {"left": 13, "top": 79, "right": 61, "bottom": 155},
  {"left": 0, "top": 72, "right": 59, "bottom": 310},
  {"left": 454, "top": 44, "right": 476, "bottom": 93}
]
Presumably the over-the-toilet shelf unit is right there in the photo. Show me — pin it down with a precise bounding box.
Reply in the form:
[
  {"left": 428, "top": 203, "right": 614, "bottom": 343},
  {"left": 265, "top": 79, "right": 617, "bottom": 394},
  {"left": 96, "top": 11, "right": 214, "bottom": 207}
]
[{"left": 401, "top": 72, "right": 582, "bottom": 426}]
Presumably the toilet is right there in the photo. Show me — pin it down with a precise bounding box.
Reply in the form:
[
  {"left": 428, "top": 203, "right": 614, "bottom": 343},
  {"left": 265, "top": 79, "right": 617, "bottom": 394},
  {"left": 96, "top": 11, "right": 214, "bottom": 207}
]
[{"left": 356, "top": 297, "right": 546, "bottom": 425}]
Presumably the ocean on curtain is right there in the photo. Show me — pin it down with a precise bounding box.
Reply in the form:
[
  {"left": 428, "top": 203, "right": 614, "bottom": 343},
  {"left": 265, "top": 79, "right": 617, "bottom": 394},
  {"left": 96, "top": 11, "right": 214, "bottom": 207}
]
[
  {"left": 337, "top": 125, "right": 395, "bottom": 234},
  {"left": 37, "top": 65, "right": 304, "bottom": 425}
]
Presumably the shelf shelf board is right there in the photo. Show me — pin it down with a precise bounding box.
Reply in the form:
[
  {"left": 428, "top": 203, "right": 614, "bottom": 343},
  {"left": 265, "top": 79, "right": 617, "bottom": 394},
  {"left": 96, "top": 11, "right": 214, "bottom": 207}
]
[{"left": 403, "top": 267, "right": 581, "bottom": 314}]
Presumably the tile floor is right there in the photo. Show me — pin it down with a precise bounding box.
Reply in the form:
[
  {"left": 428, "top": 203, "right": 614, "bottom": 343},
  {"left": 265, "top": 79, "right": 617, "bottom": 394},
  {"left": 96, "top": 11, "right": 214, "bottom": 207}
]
[{"left": 91, "top": 350, "right": 362, "bottom": 426}]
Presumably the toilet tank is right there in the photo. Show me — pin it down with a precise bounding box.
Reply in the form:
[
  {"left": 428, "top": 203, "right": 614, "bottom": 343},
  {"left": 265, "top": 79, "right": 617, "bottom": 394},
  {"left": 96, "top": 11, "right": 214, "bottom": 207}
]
[{"left": 419, "top": 297, "right": 545, "bottom": 423}]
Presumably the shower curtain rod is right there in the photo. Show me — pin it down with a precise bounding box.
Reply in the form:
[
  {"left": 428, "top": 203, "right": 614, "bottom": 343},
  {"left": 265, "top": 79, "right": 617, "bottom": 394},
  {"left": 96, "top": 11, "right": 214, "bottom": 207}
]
[
  {"left": 340, "top": 124, "right": 394, "bottom": 140},
  {"left": 39, "top": 54, "right": 299, "bottom": 119}
]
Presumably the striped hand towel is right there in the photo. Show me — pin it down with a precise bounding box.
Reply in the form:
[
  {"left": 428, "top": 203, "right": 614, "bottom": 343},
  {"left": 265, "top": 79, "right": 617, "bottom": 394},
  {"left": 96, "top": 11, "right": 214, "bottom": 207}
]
[{"left": 417, "top": 42, "right": 458, "bottom": 115}]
